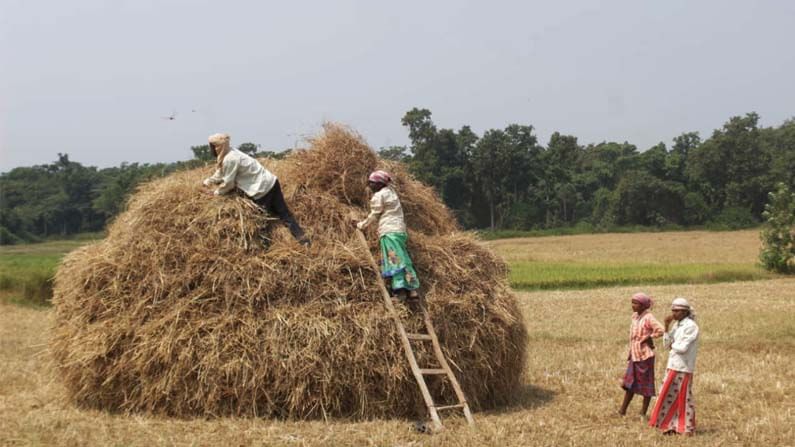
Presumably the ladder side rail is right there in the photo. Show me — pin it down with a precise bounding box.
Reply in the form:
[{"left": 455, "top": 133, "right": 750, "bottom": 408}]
[
  {"left": 354, "top": 230, "right": 443, "bottom": 429},
  {"left": 420, "top": 302, "right": 475, "bottom": 424}
]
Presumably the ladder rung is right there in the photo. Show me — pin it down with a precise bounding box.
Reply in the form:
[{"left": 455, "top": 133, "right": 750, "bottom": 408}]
[
  {"left": 434, "top": 403, "right": 465, "bottom": 411},
  {"left": 420, "top": 368, "right": 447, "bottom": 375},
  {"left": 406, "top": 333, "right": 433, "bottom": 341}
]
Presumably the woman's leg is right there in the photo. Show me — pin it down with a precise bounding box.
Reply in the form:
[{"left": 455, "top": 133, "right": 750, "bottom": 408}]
[
  {"left": 619, "top": 390, "right": 634, "bottom": 415},
  {"left": 641, "top": 396, "right": 651, "bottom": 416}
]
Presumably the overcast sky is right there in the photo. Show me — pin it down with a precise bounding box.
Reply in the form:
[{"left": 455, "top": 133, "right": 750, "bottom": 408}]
[{"left": 1, "top": 0, "right": 793, "bottom": 170}]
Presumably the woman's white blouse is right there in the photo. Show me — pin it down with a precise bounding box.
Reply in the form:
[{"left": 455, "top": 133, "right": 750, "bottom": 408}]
[
  {"left": 663, "top": 317, "right": 700, "bottom": 373},
  {"left": 356, "top": 187, "right": 407, "bottom": 237}
]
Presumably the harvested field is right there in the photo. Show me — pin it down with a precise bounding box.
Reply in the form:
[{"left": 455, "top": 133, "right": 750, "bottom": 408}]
[
  {"left": 487, "top": 230, "right": 762, "bottom": 264},
  {"left": 3, "top": 279, "right": 794, "bottom": 446}
]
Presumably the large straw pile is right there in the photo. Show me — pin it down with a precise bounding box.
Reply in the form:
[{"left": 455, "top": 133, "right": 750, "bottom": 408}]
[{"left": 51, "top": 124, "right": 528, "bottom": 419}]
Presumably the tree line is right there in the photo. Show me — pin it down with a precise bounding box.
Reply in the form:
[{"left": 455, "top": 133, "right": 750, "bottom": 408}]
[
  {"left": 1, "top": 110, "right": 794, "bottom": 244},
  {"left": 389, "top": 109, "right": 795, "bottom": 231},
  {"left": 0, "top": 144, "right": 285, "bottom": 244}
]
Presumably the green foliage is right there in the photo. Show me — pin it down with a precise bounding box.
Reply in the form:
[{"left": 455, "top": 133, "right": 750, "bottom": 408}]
[
  {"left": 3, "top": 110, "right": 795, "bottom": 241},
  {"left": 378, "top": 145, "right": 411, "bottom": 162},
  {"left": 612, "top": 171, "right": 686, "bottom": 226},
  {"left": 0, "top": 141, "right": 244, "bottom": 244},
  {"left": 191, "top": 144, "right": 214, "bottom": 161},
  {"left": 395, "top": 109, "right": 795, "bottom": 234},
  {"left": 687, "top": 113, "right": 772, "bottom": 217},
  {"left": 402, "top": 109, "right": 477, "bottom": 218},
  {"left": 683, "top": 192, "right": 710, "bottom": 225},
  {"left": 759, "top": 182, "right": 795, "bottom": 273},
  {"left": 0, "top": 253, "right": 60, "bottom": 305},
  {"left": 0, "top": 238, "right": 93, "bottom": 305},
  {"left": 708, "top": 207, "right": 758, "bottom": 230}
]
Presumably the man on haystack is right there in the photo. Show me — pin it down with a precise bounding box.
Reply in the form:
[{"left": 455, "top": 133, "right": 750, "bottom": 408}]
[
  {"left": 356, "top": 170, "right": 421, "bottom": 302},
  {"left": 202, "top": 132, "right": 310, "bottom": 246}
]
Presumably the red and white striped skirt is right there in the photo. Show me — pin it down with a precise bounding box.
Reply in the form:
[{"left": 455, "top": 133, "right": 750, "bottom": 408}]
[{"left": 648, "top": 369, "right": 696, "bottom": 434}]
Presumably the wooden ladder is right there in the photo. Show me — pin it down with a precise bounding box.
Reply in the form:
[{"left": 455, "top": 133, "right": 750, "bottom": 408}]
[{"left": 355, "top": 230, "right": 474, "bottom": 431}]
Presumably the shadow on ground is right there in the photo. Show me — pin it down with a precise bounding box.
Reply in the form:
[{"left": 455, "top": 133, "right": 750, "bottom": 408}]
[{"left": 483, "top": 383, "right": 556, "bottom": 415}]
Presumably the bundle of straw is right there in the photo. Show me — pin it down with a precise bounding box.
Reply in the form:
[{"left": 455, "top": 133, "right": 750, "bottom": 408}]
[{"left": 50, "top": 123, "right": 528, "bottom": 419}]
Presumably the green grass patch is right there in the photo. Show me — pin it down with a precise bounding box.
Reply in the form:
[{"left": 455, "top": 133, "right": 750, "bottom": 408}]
[
  {"left": 0, "top": 254, "right": 62, "bottom": 305},
  {"left": 508, "top": 261, "right": 774, "bottom": 290},
  {"left": 0, "top": 236, "right": 99, "bottom": 305}
]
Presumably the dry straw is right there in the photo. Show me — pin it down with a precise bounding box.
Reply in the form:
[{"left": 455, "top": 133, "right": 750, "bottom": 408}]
[{"left": 50, "top": 123, "right": 528, "bottom": 419}]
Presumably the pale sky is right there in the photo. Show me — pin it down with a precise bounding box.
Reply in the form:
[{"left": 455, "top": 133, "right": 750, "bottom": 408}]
[{"left": 1, "top": 0, "right": 794, "bottom": 170}]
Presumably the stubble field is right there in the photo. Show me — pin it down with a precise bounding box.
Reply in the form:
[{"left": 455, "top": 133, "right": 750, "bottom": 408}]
[{"left": 1, "top": 230, "right": 794, "bottom": 446}]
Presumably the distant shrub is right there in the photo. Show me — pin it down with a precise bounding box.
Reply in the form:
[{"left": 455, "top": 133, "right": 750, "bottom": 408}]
[
  {"left": 759, "top": 183, "right": 795, "bottom": 273},
  {"left": 0, "top": 226, "right": 24, "bottom": 245},
  {"left": 708, "top": 206, "right": 757, "bottom": 230}
]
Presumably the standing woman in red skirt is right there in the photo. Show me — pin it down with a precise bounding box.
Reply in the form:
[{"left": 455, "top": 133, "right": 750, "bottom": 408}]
[
  {"left": 649, "top": 297, "right": 700, "bottom": 435},
  {"left": 619, "top": 292, "right": 664, "bottom": 417}
]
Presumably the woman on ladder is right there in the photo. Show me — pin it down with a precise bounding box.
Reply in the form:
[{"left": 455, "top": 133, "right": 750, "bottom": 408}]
[{"left": 355, "top": 170, "right": 421, "bottom": 302}]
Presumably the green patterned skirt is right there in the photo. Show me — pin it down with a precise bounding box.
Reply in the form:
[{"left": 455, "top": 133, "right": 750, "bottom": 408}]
[{"left": 379, "top": 232, "right": 420, "bottom": 292}]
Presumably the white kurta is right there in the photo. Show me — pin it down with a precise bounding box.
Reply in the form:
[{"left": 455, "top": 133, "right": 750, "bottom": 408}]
[
  {"left": 663, "top": 317, "right": 700, "bottom": 373},
  {"left": 202, "top": 150, "right": 277, "bottom": 199},
  {"left": 356, "top": 186, "right": 407, "bottom": 237}
]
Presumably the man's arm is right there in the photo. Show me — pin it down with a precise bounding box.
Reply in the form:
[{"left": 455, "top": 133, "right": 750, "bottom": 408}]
[
  {"left": 214, "top": 157, "right": 239, "bottom": 196},
  {"left": 203, "top": 168, "right": 224, "bottom": 186}
]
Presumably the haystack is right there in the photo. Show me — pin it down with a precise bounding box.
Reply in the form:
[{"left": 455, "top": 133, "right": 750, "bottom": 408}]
[{"left": 51, "top": 123, "right": 528, "bottom": 419}]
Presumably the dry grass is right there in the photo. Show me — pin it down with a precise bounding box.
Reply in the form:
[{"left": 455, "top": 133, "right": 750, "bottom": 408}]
[
  {"left": 50, "top": 124, "right": 526, "bottom": 419},
  {"left": 3, "top": 278, "right": 794, "bottom": 446},
  {"left": 487, "top": 229, "right": 762, "bottom": 264}
]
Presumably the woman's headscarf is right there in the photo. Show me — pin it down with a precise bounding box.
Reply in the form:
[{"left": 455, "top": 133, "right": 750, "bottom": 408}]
[
  {"left": 368, "top": 170, "right": 391, "bottom": 185},
  {"left": 632, "top": 292, "right": 653, "bottom": 311},
  {"left": 209, "top": 133, "right": 231, "bottom": 169}
]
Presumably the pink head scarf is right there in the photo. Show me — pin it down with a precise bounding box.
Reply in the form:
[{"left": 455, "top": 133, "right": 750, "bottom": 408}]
[
  {"left": 632, "top": 292, "right": 653, "bottom": 311},
  {"left": 368, "top": 170, "right": 391, "bottom": 185}
]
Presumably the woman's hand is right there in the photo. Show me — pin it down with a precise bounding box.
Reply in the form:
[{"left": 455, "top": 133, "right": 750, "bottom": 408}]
[{"left": 664, "top": 314, "right": 674, "bottom": 330}]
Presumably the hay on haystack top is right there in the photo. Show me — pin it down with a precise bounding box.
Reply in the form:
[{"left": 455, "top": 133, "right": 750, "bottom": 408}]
[{"left": 51, "top": 123, "right": 528, "bottom": 419}]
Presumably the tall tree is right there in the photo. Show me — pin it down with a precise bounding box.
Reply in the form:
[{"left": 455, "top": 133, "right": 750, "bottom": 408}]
[
  {"left": 191, "top": 144, "right": 214, "bottom": 161},
  {"left": 687, "top": 113, "right": 769, "bottom": 217},
  {"left": 471, "top": 125, "right": 540, "bottom": 229},
  {"left": 378, "top": 145, "right": 411, "bottom": 162},
  {"left": 541, "top": 133, "right": 581, "bottom": 225},
  {"left": 401, "top": 108, "right": 475, "bottom": 220},
  {"left": 666, "top": 132, "right": 700, "bottom": 183}
]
